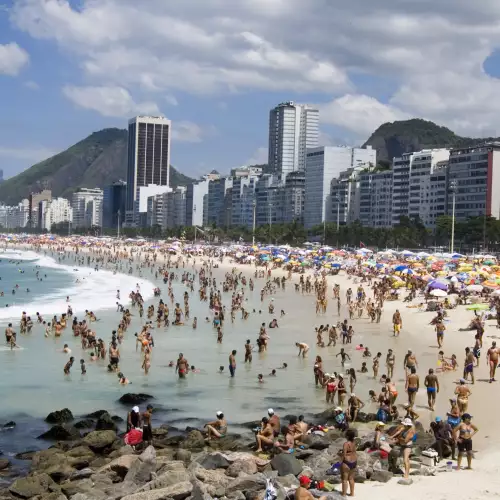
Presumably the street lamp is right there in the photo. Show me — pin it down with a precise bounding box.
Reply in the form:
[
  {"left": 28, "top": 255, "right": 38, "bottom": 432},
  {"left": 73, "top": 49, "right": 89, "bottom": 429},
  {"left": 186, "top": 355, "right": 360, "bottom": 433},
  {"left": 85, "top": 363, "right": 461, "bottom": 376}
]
[
  {"left": 450, "top": 180, "right": 457, "bottom": 254},
  {"left": 336, "top": 195, "right": 341, "bottom": 232},
  {"left": 252, "top": 198, "right": 256, "bottom": 246},
  {"left": 323, "top": 196, "right": 327, "bottom": 245}
]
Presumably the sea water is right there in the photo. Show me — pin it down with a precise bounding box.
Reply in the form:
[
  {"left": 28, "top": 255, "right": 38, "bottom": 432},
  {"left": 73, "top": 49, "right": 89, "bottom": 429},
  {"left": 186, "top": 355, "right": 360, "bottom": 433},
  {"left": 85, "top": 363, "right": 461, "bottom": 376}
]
[{"left": 0, "top": 249, "right": 427, "bottom": 468}]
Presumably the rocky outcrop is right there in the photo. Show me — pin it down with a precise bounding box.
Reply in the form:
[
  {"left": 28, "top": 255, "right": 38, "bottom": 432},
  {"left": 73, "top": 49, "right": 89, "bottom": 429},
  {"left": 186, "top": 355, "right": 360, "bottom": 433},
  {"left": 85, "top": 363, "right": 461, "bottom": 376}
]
[
  {"left": 37, "top": 425, "right": 80, "bottom": 441},
  {"left": 82, "top": 430, "right": 118, "bottom": 452},
  {"left": 118, "top": 394, "right": 154, "bottom": 405},
  {"left": 45, "top": 409, "right": 74, "bottom": 424}
]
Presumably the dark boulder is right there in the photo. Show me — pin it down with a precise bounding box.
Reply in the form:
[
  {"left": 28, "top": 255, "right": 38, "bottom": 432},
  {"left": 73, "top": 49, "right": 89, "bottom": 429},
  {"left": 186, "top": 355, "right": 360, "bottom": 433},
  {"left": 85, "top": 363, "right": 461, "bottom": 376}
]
[
  {"left": 111, "top": 415, "right": 124, "bottom": 423},
  {"left": 45, "top": 408, "right": 74, "bottom": 424},
  {"left": 95, "top": 412, "right": 118, "bottom": 432},
  {"left": 3, "top": 421, "right": 16, "bottom": 428},
  {"left": 0, "top": 458, "right": 10, "bottom": 470},
  {"left": 118, "top": 393, "right": 154, "bottom": 405},
  {"left": 270, "top": 454, "right": 302, "bottom": 476},
  {"left": 179, "top": 430, "right": 205, "bottom": 450},
  {"left": 15, "top": 450, "right": 36, "bottom": 460},
  {"left": 84, "top": 410, "right": 109, "bottom": 419},
  {"left": 74, "top": 419, "right": 95, "bottom": 429},
  {"left": 197, "top": 452, "right": 230, "bottom": 470},
  {"left": 38, "top": 425, "right": 80, "bottom": 441}
]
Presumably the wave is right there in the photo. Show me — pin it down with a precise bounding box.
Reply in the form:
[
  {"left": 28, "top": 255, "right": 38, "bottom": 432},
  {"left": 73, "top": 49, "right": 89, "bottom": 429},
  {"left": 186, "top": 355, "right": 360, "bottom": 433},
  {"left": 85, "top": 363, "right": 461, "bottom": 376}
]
[{"left": 0, "top": 249, "right": 155, "bottom": 320}]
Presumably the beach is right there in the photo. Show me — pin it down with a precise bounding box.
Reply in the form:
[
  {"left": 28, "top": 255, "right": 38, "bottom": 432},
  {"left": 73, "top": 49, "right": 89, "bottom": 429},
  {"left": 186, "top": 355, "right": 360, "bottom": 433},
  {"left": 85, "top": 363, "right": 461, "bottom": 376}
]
[{"left": 0, "top": 237, "right": 498, "bottom": 497}]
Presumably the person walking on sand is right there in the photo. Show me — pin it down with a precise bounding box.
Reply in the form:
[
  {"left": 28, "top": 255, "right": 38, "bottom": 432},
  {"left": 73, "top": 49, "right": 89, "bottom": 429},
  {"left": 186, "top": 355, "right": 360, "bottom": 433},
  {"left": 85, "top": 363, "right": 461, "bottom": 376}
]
[
  {"left": 424, "top": 368, "right": 439, "bottom": 411},
  {"left": 455, "top": 379, "right": 472, "bottom": 415},
  {"left": 392, "top": 309, "right": 402, "bottom": 336},
  {"left": 435, "top": 319, "right": 446, "bottom": 348},
  {"left": 464, "top": 347, "right": 475, "bottom": 384},
  {"left": 386, "top": 349, "right": 395, "bottom": 378},
  {"left": 486, "top": 341, "right": 500, "bottom": 383},
  {"left": 405, "top": 367, "right": 419, "bottom": 407},
  {"left": 403, "top": 349, "right": 418, "bottom": 375}
]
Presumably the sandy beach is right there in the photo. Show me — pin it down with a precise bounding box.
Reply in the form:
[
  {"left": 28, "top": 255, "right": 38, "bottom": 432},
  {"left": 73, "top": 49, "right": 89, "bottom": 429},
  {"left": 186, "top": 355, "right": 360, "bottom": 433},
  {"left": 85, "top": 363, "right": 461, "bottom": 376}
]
[{"left": 2, "top": 238, "right": 499, "bottom": 498}]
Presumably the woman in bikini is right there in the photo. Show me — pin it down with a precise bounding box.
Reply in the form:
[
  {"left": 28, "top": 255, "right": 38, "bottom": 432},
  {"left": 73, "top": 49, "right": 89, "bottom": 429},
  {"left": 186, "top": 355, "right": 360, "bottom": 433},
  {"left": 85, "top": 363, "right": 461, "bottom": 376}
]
[
  {"left": 340, "top": 429, "right": 357, "bottom": 497},
  {"left": 454, "top": 413, "right": 478, "bottom": 470},
  {"left": 392, "top": 418, "right": 415, "bottom": 479},
  {"left": 337, "top": 375, "right": 347, "bottom": 407},
  {"left": 454, "top": 379, "right": 471, "bottom": 415}
]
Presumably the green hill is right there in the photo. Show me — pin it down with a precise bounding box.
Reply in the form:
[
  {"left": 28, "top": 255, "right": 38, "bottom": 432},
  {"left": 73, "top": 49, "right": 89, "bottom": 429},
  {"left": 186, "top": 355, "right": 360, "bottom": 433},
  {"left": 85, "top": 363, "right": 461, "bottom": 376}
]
[
  {"left": 363, "top": 118, "right": 500, "bottom": 161},
  {"left": 0, "top": 128, "right": 195, "bottom": 205}
]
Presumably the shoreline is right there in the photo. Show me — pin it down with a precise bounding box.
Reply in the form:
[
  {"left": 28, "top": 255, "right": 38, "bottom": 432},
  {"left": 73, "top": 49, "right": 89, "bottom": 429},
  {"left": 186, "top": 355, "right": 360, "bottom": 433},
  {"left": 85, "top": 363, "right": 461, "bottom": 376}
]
[{"left": 0, "top": 238, "right": 497, "bottom": 499}]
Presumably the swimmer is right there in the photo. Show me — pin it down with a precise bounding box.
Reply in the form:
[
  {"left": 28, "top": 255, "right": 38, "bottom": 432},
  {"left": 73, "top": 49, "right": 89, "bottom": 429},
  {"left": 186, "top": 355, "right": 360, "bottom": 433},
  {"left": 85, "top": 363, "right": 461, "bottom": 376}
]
[
  {"left": 117, "top": 372, "right": 130, "bottom": 385},
  {"left": 64, "top": 356, "right": 74, "bottom": 375},
  {"left": 278, "top": 363, "right": 288, "bottom": 369},
  {"left": 258, "top": 373, "right": 264, "bottom": 383},
  {"left": 62, "top": 344, "right": 71, "bottom": 354},
  {"left": 269, "top": 369, "right": 277, "bottom": 376}
]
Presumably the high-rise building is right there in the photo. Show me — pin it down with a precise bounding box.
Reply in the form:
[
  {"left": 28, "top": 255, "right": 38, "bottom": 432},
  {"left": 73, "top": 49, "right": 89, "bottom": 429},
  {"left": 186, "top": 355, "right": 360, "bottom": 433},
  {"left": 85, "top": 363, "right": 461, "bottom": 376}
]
[
  {"left": 358, "top": 169, "right": 393, "bottom": 228},
  {"left": 72, "top": 188, "right": 103, "bottom": 228},
  {"left": 268, "top": 101, "right": 319, "bottom": 178},
  {"left": 39, "top": 198, "right": 73, "bottom": 231},
  {"left": 103, "top": 180, "right": 127, "bottom": 229},
  {"left": 29, "top": 189, "right": 51, "bottom": 228},
  {"left": 207, "top": 177, "right": 233, "bottom": 227},
  {"left": 126, "top": 116, "right": 171, "bottom": 215},
  {"left": 186, "top": 179, "right": 210, "bottom": 227},
  {"left": 304, "top": 146, "right": 376, "bottom": 228}
]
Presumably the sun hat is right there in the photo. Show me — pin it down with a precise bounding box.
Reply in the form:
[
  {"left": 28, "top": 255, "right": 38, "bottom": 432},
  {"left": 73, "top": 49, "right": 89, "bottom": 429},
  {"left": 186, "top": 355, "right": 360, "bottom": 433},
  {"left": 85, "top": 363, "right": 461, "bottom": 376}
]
[
  {"left": 334, "top": 407, "right": 342, "bottom": 412},
  {"left": 299, "top": 476, "right": 311, "bottom": 486},
  {"left": 402, "top": 418, "right": 413, "bottom": 426},
  {"left": 268, "top": 408, "right": 274, "bottom": 415},
  {"left": 132, "top": 406, "right": 139, "bottom": 413},
  {"left": 216, "top": 411, "right": 223, "bottom": 417},
  {"left": 435, "top": 416, "right": 442, "bottom": 422}
]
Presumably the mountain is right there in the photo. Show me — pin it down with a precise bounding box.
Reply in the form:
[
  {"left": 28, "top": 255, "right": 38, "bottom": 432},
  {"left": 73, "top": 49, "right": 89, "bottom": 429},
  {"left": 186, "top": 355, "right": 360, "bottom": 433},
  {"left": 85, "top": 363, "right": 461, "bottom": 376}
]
[
  {"left": 363, "top": 118, "right": 500, "bottom": 161},
  {"left": 0, "top": 128, "right": 195, "bottom": 205}
]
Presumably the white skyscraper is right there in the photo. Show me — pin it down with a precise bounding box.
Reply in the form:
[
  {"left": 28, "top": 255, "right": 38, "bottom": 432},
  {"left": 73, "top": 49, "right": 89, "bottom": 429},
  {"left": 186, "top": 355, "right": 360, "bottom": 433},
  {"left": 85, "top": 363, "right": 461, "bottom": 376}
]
[
  {"left": 268, "top": 102, "right": 319, "bottom": 178},
  {"left": 72, "top": 188, "right": 103, "bottom": 228},
  {"left": 126, "top": 116, "right": 171, "bottom": 214}
]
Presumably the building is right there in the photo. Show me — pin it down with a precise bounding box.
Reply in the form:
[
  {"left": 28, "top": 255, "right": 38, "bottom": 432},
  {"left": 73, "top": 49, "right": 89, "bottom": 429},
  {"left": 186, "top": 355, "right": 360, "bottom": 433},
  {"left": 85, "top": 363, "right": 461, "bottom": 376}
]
[
  {"left": 186, "top": 179, "right": 210, "bottom": 227},
  {"left": 39, "top": 197, "right": 73, "bottom": 231},
  {"left": 103, "top": 180, "right": 126, "bottom": 229},
  {"left": 268, "top": 101, "right": 319, "bottom": 178},
  {"left": 28, "top": 189, "right": 51, "bottom": 228},
  {"left": 230, "top": 166, "right": 263, "bottom": 178},
  {"left": 447, "top": 142, "right": 500, "bottom": 221},
  {"left": 231, "top": 175, "right": 260, "bottom": 228},
  {"left": 71, "top": 188, "right": 103, "bottom": 228},
  {"left": 358, "top": 169, "right": 393, "bottom": 228},
  {"left": 330, "top": 169, "right": 361, "bottom": 226},
  {"left": 126, "top": 116, "right": 171, "bottom": 218},
  {"left": 282, "top": 171, "right": 305, "bottom": 224},
  {"left": 207, "top": 177, "right": 233, "bottom": 227},
  {"left": 304, "top": 146, "right": 376, "bottom": 228},
  {"left": 0, "top": 200, "right": 30, "bottom": 229}
]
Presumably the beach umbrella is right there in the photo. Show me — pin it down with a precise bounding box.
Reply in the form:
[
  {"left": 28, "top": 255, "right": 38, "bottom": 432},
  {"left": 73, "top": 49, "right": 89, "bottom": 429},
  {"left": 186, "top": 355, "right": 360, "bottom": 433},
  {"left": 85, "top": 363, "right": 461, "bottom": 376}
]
[
  {"left": 430, "top": 289, "right": 448, "bottom": 297},
  {"left": 394, "top": 264, "right": 408, "bottom": 272},
  {"left": 466, "top": 284, "right": 483, "bottom": 292},
  {"left": 428, "top": 280, "right": 448, "bottom": 291},
  {"left": 466, "top": 304, "right": 490, "bottom": 311}
]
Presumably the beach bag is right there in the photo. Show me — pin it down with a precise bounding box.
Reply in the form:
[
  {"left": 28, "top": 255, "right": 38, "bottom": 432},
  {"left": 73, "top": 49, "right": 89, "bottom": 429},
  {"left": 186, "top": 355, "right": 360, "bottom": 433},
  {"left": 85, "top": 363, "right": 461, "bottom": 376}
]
[
  {"left": 376, "top": 408, "right": 388, "bottom": 423},
  {"left": 264, "top": 478, "right": 277, "bottom": 500},
  {"left": 124, "top": 428, "right": 143, "bottom": 446}
]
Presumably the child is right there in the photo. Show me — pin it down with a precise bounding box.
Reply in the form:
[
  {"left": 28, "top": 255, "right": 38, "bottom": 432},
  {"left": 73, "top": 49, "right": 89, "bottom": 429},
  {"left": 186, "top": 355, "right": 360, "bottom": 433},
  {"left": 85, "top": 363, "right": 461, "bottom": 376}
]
[
  {"left": 64, "top": 357, "right": 74, "bottom": 375},
  {"left": 269, "top": 369, "right": 277, "bottom": 376},
  {"left": 360, "top": 362, "right": 368, "bottom": 373},
  {"left": 80, "top": 359, "right": 86, "bottom": 375},
  {"left": 258, "top": 373, "right": 264, "bottom": 383},
  {"left": 192, "top": 317, "right": 197, "bottom": 329}
]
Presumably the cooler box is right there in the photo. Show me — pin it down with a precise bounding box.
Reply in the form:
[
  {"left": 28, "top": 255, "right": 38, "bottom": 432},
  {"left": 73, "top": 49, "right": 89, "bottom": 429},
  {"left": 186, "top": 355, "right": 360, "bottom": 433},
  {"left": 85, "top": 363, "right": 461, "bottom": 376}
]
[{"left": 421, "top": 450, "right": 439, "bottom": 466}]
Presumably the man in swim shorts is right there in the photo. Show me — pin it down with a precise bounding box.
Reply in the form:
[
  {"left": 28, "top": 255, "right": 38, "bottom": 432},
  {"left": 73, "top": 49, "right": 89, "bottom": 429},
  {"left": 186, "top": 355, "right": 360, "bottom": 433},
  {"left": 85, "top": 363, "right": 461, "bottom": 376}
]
[
  {"left": 424, "top": 368, "right": 439, "bottom": 411},
  {"left": 486, "top": 341, "right": 500, "bottom": 383}
]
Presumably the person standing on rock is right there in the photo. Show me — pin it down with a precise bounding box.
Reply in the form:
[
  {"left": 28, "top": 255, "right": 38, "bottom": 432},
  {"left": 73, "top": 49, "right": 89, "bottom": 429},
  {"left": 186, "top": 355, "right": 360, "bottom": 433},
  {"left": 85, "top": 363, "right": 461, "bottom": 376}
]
[
  {"left": 142, "top": 404, "right": 153, "bottom": 445},
  {"left": 340, "top": 429, "right": 358, "bottom": 497},
  {"left": 267, "top": 408, "right": 280, "bottom": 437}
]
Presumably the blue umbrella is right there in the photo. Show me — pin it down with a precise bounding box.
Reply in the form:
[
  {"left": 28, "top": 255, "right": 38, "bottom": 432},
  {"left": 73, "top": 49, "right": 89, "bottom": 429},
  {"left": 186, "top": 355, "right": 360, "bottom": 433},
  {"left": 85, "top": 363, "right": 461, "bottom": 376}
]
[{"left": 394, "top": 265, "right": 408, "bottom": 272}]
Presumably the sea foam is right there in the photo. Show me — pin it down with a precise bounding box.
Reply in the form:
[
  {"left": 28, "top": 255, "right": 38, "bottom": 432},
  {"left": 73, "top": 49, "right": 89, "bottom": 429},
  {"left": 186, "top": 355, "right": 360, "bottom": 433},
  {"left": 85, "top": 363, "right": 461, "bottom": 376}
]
[{"left": 0, "top": 249, "right": 154, "bottom": 320}]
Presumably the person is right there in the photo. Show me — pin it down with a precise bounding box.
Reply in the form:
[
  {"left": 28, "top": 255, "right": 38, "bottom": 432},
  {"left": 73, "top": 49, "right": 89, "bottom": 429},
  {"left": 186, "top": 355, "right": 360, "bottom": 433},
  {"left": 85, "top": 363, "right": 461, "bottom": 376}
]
[
  {"left": 454, "top": 413, "right": 478, "bottom": 470},
  {"left": 430, "top": 416, "right": 455, "bottom": 460},
  {"left": 392, "top": 309, "right": 402, "bottom": 336},
  {"left": 244, "top": 339, "right": 253, "bottom": 363},
  {"left": 392, "top": 418, "right": 415, "bottom": 479},
  {"left": 403, "top": 349, "right": 418, "bottom": 374},
  {"left": 295, "top": 475, "right": 327, "bottom": 500},
  {"left": 386, "top": 349, "right": 395, "bottom": 378},
  {"left": 435, "top": 319, "right": 446, "bottom": 348},
  {"left": 455, "top": 379, "right": 472, "bottom": 414},
  {"left": 255, "top": 417, "right": 274, "bottom": 453},
  {"left": 347, "top": 393, "right": 364, "bottom": 422},
  {"left": 205, "top": 411, "right": 227, "bottom": 440},
  {"left": 405, "top": 366, "right": 419, "bottom": 407},
  {"left": 268, "top": 408, "right": 280, "bottom": 437},
  {"left": 296, "top": 342, "right": 309, "bottom": 357},
  {"left": 117, "top": 372, "right": 130, "bottom": 385},
  {"left": 424, "top": 368, "right": 439, "bottom": 411},
  {"left": 333, "top": 407, "right": 349, "bottom": 432},
  {"left": 314, "top": 355, "right": 324, "bottom": 386},
  {"left": 175, "top": 353, "right": 189, "bottom": 379},
  {"left": 127, "top": 406, "right": 141, "bottom": 432},
  {"left": 63, "top": 357, "right": 74, "bottom": 375},
  {"left": 402, "top": 403, "right": 419, "bottom": 421},
  {"left": 142, "top": 405, "right": 153, "bottom": 445},
  {"left": 229, "top": 350, "right": 237, "bottom": 377},
  {"left": 486, "top": 341, "right": 500, "bottom": 383},
  {"left": 340, "top": 429, "right": 357, "bottom": 497},
  {"left": 464, "top": 347, "right": 475, "bottom": 384},
  {"left": 80, "top": 359, "right": 86, "bottom": 375}
]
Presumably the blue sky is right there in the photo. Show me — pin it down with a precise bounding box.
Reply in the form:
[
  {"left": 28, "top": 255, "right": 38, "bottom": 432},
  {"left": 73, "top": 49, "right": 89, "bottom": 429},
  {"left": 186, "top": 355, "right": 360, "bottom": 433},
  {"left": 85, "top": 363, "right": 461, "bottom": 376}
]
[{"left": 1, "top": 0, "right": 500, "bottom": 182}]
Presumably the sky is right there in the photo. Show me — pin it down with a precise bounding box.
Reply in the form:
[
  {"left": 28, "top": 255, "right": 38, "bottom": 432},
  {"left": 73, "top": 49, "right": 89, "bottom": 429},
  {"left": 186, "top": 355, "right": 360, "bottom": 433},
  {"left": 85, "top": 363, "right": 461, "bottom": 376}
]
[{"left": 2, "top": 1, "right": 500, "bottom": 180}]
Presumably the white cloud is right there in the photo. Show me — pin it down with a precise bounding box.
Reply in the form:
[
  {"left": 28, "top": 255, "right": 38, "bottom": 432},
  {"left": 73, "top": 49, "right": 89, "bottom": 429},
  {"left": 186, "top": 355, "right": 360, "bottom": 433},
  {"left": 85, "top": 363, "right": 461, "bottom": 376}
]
[
  {"left": 0, "top": 146, "right": 56, "bottom": 163},
  {"left": 24, "top": 80, "right": 39, "bottom": 90},
  {"left": 246, "top": 147, "right": 268, "bottom": 165},
  {"left": 320, "top": 95, "right": 409, "bottom": 136},
  {"left": 62, "top": 85, "right": 159, "bottom": 118},
  {"left": 164, "top": 94, "right": 178, "bottom": 106},
  {"left": 10, "top": 0, "right": 500, "bottom": 137},
  {"left": 0, "top": 42, "right": 29, "bottom": 76},
  {"left": 172, "top": 121, "right": 216, "bottom": 143}
]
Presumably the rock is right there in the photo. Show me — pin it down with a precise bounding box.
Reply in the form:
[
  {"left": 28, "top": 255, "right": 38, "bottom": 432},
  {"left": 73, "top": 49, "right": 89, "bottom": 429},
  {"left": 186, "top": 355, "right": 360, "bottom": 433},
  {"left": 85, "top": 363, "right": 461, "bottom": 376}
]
[
  {"left": 151, "top": 427, "right": 168, "bottom": 438},
  {"left": 73, "top": 419, "right": 95, "bottom": 429},
  {"left": 193, "top": 467, "right": 232, "bottom": 489},
  {"left": 84, "top": 410, "right": 108, "bottom": 419},
  {"left": 118, "top": 394, "right": 154, "bottom": 405},
  {"left": 225, "top": 473, "right": 267, "bottom": 495},
  {"left": 155, "top": 459, "right": 186, "bottom": 475},
  {"left": 398, "top": 478, "right": 413, "bottom": 485},
  {"left": 99, "top": 454, "right": 140, "bottom": 478},
  {"left": 9, "top": 473, "right": 55, "bottom": 499},
  {"left": 294, "top": 449, "right": 315, "bottom": 460},
  {"left": 302, "top": 434, "right": 331, "bottom": 450},
  {"left": 207, "top": 435, "right": 247, "bottom": 452},
  {"left": 45, "top": 463, "right": 76, "bottom": 483},
  {"left": 137, "top": 470, "right": 191, "bottom": 491},
  {"left": 66, "top": 446, "right": 95, "bottom": 459},
  {"left": 112, "top": 415, "right": 124, "bottom": 423},
  {"left": 3, "top": 421, "right": 16, "bottom": 428},
  {"left": 225, "top": 459, "right": 258, "bottom": 477},
  {"left": 15, "top": 450, "right": 36, "bottom": 461},
  {"left": 95, "top": 413, "right": 118, "bottom": 432},
  {"left": 370, "top": 470, "right": 393, "bottom": 483},
  {"left": 61, "top": 478, "right": 95, "bottom": 497},
  {"left": 45, "top": 409, "right": 74, "bottom": 424},
  {"left": 41, "top": 493, "right": 68, "bottom": 500},
  {"left": 173, "top": 449, "right": 191, "bottom": 464},
  {"left": 198, "top": 452, "right": 230, "bottom": 470},
  {"left": 121, "top": 482, "right": 193, "bottom": 500},
  {"left": 0, "top": 459, "right": 10, "bottom": 470},
  {"left": 271, "top": 454, "right": 302, "bottom": 477},
  {"left": 276, "top": 474, "right": 299, "bottom": 488},
  {"left": 82, "top": 430, "right": 117, "bottom": 451},
  {"left": 179, "top": 430, "right": 205, "bottom": 451},
  {"left": 124, "top": 446, "right": 156, "bottom": 485},
  {"left": 37, "top": 425, "right": 80, "bottom": 441},
  {"left": 70, "top": 468, "right": 94, "bottom": 481}
]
